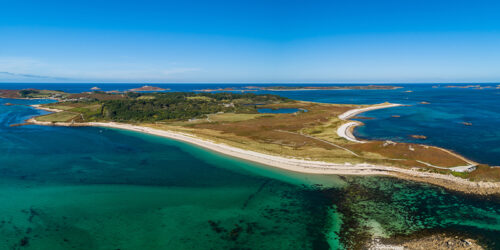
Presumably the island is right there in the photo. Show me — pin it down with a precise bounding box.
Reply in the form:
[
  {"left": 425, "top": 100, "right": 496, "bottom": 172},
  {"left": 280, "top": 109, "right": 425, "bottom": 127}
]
[
  {"left": 0, "top": 89, "right": 70, "bottom": 99},
  {"left": 193, "top": 85, "right": 402, "bottom": 92},
  {"left": 445, "top": 85, "right": 494, "bottom": 89},
  {"left": 18, "top": 90, "right": 500, "bottom": 195},
  {"left": 195, "top": 87, "right": 257, "bottom": 92},
  {"left": 258, "top": 85, "right": 402, "bottom": 91},
  {"left": 128, "top": 85, "right": 169, "bottom": 92}
]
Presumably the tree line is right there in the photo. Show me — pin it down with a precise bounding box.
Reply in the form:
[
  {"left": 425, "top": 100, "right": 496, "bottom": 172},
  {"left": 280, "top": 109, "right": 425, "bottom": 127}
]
[{"left": 93, "top": 92, "right": 289, "bottom": 122}]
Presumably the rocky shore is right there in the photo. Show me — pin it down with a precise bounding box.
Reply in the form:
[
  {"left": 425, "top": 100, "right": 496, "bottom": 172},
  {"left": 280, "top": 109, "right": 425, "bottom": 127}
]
[{"left": 369, "top": 234, "right": 484, "bottom": 250}]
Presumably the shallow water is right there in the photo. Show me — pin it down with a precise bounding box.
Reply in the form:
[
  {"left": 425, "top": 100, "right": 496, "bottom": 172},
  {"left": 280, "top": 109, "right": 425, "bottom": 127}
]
[
  {"left": 1, "top": 97, "right": 500, "bottom": 249},
  {"left": 0, "top": 98, "right": 346, "bottom": 249}
]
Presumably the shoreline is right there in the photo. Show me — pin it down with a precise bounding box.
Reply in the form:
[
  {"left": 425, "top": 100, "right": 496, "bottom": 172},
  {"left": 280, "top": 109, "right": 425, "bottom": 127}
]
[
  {"left": 261, "top": 87, "right": 403, "bottom": 91},
  {"left": 30, "top": 104, "right": 65, "bottom": 113},
  {"left": 336, "top": 103, "right": 478, "bottom": 172},
  {"left": 338, "top": 103, "right": 403, "bottom": 120},
  {"left": 25, "top": 110, "right": 500, "bottom": 195},
  {"left": 336, "top": 103, "right": 403, "bottom": 143}
]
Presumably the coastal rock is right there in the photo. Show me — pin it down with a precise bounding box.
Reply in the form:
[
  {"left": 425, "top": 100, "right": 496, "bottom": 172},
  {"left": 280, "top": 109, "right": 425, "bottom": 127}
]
[
  {"left": 369, "top": 234, "right": 484, "bottom": 250},
  {"left": 129, "top": 85, "right": 169, "bottom": 92},
  {"left": 410, "top": 135, "right": 427, "bottom": 140}
]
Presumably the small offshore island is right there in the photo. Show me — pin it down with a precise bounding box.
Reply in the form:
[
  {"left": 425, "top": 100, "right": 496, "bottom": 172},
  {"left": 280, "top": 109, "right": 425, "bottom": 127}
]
[
  {"left": 128, "top": 85, "right": 170, "bottom": 92},
  {"left": 257, "top": 85, "right": 402, "bottom": 91},
  {"left": 195, "top": 85, "right": 402, "bottom": 92},
  {"left": 4, "top": 88, "right": 499, "bottom": 196}
]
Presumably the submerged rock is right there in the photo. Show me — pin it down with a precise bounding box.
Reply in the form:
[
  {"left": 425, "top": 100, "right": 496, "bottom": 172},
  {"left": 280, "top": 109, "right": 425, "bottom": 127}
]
[
  {"left": 410, "top": 135, "right": 427, "bottom": 140},
  {"left": 20, "top": 236, "right": 29, "bottom": 246}
]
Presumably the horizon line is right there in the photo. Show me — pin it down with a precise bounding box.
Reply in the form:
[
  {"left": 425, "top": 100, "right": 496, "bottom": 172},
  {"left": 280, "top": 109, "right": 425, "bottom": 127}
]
[{"left": 1, "top": 82, "right": 499, "bottom": 85}]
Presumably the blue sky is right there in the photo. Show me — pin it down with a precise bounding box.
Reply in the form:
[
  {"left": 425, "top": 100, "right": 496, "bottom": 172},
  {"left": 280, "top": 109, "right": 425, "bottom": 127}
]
[{"left": 1, "top": 0, "right": 500, "bottom": 83}]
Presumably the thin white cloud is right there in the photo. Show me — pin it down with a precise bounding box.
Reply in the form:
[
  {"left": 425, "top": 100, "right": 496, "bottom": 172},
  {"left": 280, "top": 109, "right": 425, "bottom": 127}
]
[
  {"left": 0, "top": 57, "right": 202, "bottom": 82},
  {"left": 0, "top": 71, "right": 71, "bottom": 80}
]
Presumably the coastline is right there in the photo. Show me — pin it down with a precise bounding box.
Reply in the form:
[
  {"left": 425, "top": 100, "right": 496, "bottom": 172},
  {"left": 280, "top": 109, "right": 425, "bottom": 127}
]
[
  {"left": 261, "top": 87, "right": 403, "bottom": 91},
  {"left": 336, "top": 103, "right": 479, "bottom": 172},
  {"left": 338, "top": 103, "right": 403, "bottom": 120},
  {"left": 336, "top": 103, "right": 403, "bottom": 143},
  {"left": 30, "top": 104, "right": 64, "bottom": 113},
  {"left": 25, "top": 110, "right": 500, "bottom": 195}
]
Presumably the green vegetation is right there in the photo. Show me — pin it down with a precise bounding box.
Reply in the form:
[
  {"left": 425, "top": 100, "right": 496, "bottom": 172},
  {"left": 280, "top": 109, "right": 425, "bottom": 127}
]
[
  {"left": 451, "top": 171, "right": 469, "bottom": 179},
  {"left": 101, "top": 92, "right": 288, "bottom": 122},
  {"left": 19, "top": 89, "right": 69, "bottom": 99},
  {"left": 41, "top": 102, "right": 102, "bottom": 122},
  {"left": 40, "top": 105, "right": 75, "bottom": 111},
  {"left": 41, "top": 92, "right": 289, "bottom": 122},
  {"left": 207, "top": 113, "right": 269, "bottom": 122},
  {"left": 36, "top": 111, "right": 79, "bottom": 122}
]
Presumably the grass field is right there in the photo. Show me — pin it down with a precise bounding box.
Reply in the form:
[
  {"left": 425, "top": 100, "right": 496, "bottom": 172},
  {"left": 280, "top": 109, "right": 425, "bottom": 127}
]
[
  {"left": 41, "top": 105, "right": 76, "bottom": 111},
  {"left": 187, "top": 96, "right": 213, "bottom": 101},
  {"left": 207, "top": 113, "right": 268, "bottom": 122},
  {"left": 137, "top": 96, "right": 156, "bottom": 100},
  {"left": 36, "top": 111, "right": 79, "bottom": 122},
  {"left": 42, "top": 103, "right": 102, "bottom": 122}
]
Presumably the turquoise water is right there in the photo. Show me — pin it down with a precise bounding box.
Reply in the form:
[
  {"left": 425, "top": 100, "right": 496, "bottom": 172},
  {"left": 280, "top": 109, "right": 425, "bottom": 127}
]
[
  {"left": 1, "top": 91, "right": 500, "bottom": 249},
  {"left": 0, "top": 98, "right": 347, "bottom": 249}
]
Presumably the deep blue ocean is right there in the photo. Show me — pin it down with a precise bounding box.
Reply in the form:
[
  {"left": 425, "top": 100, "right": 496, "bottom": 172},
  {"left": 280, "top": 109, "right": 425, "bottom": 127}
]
[
  {"left": 1, "top": 83, "right": 498, "bottom": 166},
  {"left": 1, "top": 83, "right": 500, "bottom": 249}
]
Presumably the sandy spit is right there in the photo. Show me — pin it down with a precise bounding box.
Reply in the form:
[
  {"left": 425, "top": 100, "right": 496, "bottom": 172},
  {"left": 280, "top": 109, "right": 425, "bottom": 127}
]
[
  {"left": 336, "top": 103, "right": 403, "bottom": 143},
  {"left": 26, "top": 116, "right": 500, "bottom": 195}
]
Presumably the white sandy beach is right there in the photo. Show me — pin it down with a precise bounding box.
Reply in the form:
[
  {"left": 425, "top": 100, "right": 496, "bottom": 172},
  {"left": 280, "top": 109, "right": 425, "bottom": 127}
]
[
  {"left": 338, "top": 103, "right": 403, "bottom": 120},
  {"left": 26, "top": 109, "right": 499, "bottom": 194},
  {"left": 31, "top": 104, "right": 65, "bottom": 113},
  {"left": 336, "top": 103, "right": 403, "bottom": 143}
]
